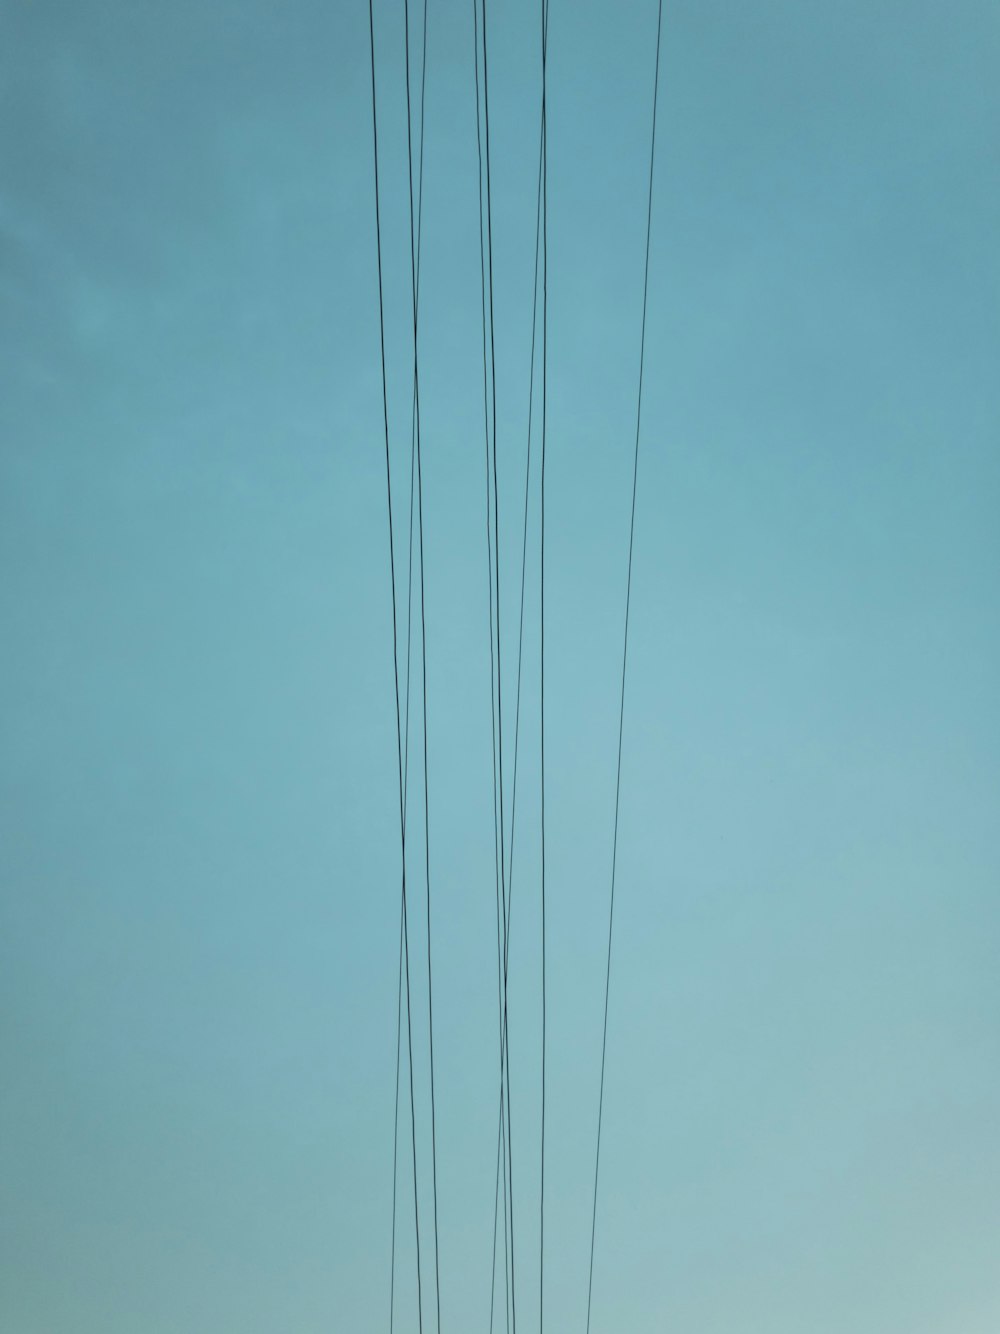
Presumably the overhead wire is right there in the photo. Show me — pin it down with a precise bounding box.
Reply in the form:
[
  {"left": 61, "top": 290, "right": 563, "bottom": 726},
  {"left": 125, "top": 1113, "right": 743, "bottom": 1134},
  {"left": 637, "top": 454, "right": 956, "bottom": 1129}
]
[
  {"left": 487, "top": 110, "right": 544, "bottom": 1334},
  {"left": 389, "top": 0, "right": 431, "bottom": 1328},
  {"left": 584, "top": 2, "right": 666, "bottom": 1331},
  {"left": 367, "top": 1, "right": 428, "bottom": 1330},
  {"left": 480, "top": 4, "right": 549, "bottom": 1329},
  {"left": 539, "top": 0, "right": 548, "bottom": 1326},
  {"left": 475, "top": 2, "right": 523, "bottom": 1332},
  {"left": 401, "top": 0, "right": 444, "bottom": 1327},
  {"left": 471, "top": 1, "right": 512, "bottom": 1330}
]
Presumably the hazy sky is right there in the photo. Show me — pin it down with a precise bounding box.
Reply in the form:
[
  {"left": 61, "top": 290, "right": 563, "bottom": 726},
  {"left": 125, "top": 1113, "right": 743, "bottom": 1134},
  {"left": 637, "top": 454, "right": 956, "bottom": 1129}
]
[{"left": 2, "top": 2, "right": 999, "bottom": 1332}]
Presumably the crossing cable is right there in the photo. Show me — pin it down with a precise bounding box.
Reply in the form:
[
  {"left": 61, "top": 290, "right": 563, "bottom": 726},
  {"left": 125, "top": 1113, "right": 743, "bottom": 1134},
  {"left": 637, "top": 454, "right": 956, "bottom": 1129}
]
[
  {"left": 487, "top": 111, "right": 543, "bottom": 1334},
  {"left": 401, "top": 0, "right": 444, "bottom": 1327},
  {"left": 389, "top": 0, "right": 431, "bottom": 1328},
  {"left": 471, "top": 0, "right": 512, "bottom": 1328},
  {"left": 480, "top": 0, "right": 511, "bottom": 1169},
  {"left": 539, "top": 0, "right": 548, "bottom": 1327},
  {"left": 584, "top": 2, "right": 665, "bottom": 1330},
  {"left": 471, "top": 1, "right": 515, "bottom": 1330},
  {"left": 368, "top": 2, "right": 426, "bottom": 1330},
  {"left": 400, "top": 0, "right": 429, "bottom": 812},
  {"left": 482, "top": 1, "right": 550, "bottom": 1324},
  {"left": 476, "top": 2, "right": 526, "bottom": 1332}
]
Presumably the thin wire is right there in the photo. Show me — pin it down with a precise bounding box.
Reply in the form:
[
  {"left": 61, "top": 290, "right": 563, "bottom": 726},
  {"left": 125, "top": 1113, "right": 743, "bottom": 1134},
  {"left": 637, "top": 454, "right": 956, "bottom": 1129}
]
[
  {"left": 539, "top": 0, "right": 548, "bottom": 1326},
  {"left": 489, "top": 99, "right": 545, "bottom": 1334},
  {"left": 392, "top": 0, "right": 430, "bottom": 1326},
  {"left": 389, "top": 901, "right": 405, "bottom": 1333},
  {"left": 584, "top": 2, "right": 665, "bottom": 1330},
  {"left": 401, "top": 0, "right": 429, "bottom": 807},
  {"left": 481, "top": 0, "right": 505, "bottom": 922},
  {"left": 472, "top": 1, "right": 515, "bottom": 1330},
  {"left": 504, "top": 116, "right": 543, "bottom": 943},
  {"left": 485, "top": 5, "right": 550, "bottom": 1327},
  {"left": 402, "top": 0, "right": 443, "bottom": 1328},
  {"left": 368, "top": 2, "right": 425, "bottom": 1330},
  {"left": 478, "top": 4, "right": 520, "bottom": 1332}
]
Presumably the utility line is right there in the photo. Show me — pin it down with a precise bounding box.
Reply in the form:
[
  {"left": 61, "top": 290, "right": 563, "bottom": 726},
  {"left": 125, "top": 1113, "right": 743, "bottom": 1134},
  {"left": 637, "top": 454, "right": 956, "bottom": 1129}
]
[
  {"left": 390, "top": 0, "right": 431, "bottom": 1329},
  {"left": 488, "top": 110, "right": 543, "bottom": 1334},
  {"left": 472, "top": 0, "right": 511, "bottom": 1329},
  {"left": 476, "top": 3, "right": 521, "bottom": 1332},
  {"left": 368, "top": 2, "right": 426, "bottom": 1330},
  {"left": 484, "top": 5, "right": 549, "bottom": 1327},
  {"left": 474, "top": 0, "right": 512, "bottom": 1323},
  {"left": 402, "top": 0, "right": 443, "bottom": 1327},
  {"left": 539, "top": 0, "right": 548, "bottom": 1327},
  {"left": 584, "top": 3, "right": 665, "bottom": 1331}
]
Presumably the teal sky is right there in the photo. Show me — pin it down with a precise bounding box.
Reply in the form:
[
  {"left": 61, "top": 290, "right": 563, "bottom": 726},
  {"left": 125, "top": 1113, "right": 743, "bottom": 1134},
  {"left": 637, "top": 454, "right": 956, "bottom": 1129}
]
[{"left": 2, "top": 2, "right": 999, "bottom": 1332}]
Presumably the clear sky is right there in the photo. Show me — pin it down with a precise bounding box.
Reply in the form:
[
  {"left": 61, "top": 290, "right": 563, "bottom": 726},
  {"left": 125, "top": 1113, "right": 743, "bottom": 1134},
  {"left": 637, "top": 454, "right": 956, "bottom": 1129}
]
[{"left": 1, "top": 1, "right": 998, "bottom": 1332}]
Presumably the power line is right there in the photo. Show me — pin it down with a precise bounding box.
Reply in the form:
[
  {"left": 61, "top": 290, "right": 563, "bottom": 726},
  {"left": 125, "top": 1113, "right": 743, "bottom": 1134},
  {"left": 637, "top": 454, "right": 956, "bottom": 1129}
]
[
  {"left": 391, "top": 0, "right": 431, "bottom": 1328},
  {"left": 367, "top": 2, "right": 427, "bottom": 1330},
  {"left": 389, "top": 901, "right": 405, "bottom": 1333},
  {"left": 476, "top": 3, "right": 521, "bottom": 1332},
  {"left": 471, "top": 0, "right": 511, "bottom": 1329},
  {"left": 401, "top": 0, "right": 443, "bottom": 1327},
  {"left": 474, "top": 2, "right": 512, "bottom": 1323},
  {"left": 539, "top": 0, "right": 548, "bottom": 1326},
  {"left": 584, "top": 2, "right": 666, "bottom": 1330},
  {"left": 488, "top": 96, "right": 545, "bottom": 1334},
  {"left": 481, "top": 5, "right": 550, "bottom": 1328}
]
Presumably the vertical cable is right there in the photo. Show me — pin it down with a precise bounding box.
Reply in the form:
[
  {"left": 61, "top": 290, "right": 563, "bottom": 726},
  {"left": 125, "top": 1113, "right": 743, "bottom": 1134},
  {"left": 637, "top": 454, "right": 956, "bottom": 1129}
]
[
  {"left": 584, "top": 2, "right": 665, "bottom": 1330},
  {"left": 392, "top": 0, "right": 431, "bottom": 1326},
  {"left": 472, "top": 0, "right": 513, "bottom": 1329},
  {"left": 402, "top": 0, "right": 443, "bottom": 1327},
  {"left": 368, "top": 2, "right": 426, "bottom": 1329},
  {"left": 478, "top": 3, "right": 520, "bottom": 1331},
  {"left": 539, "top": 0, "right": 548, "bottom": 1327}
]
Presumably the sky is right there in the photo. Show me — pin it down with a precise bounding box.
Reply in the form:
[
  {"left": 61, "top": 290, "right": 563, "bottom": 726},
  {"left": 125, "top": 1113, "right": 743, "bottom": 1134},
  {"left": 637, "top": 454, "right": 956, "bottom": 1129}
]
[{"left": 1, "top": 1, "right": 999, "bottom": 1332}]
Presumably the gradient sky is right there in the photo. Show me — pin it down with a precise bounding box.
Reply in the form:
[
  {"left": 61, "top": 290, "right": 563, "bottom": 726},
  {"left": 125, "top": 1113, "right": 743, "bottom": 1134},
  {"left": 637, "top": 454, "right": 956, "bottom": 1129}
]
[{"left": 2, "top": 2, "right": 999, "bottom": 1332}]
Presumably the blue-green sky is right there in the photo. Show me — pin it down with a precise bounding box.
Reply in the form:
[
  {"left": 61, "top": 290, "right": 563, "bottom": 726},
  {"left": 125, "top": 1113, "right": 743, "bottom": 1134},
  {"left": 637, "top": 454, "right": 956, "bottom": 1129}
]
[{"left": 2, "top": 1, "right": 999, "bottom": 1331}]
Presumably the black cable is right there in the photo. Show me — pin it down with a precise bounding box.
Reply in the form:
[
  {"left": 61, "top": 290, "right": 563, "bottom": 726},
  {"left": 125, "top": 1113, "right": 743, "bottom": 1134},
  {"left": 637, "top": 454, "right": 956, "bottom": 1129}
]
[
  {"left": 486, "top": 6, "right": 550, "bottom": 1327},
  {"left": 391, "top": 0, "right": 431, "bottom": 1328},
  {"left": 472, "top": 2, "right": 514, "bottom": 1331},
  {"left": 504, "top": 117, "right": 543, "bottom": 957},
  {"left": 401, "top": 0, "right": 429, "bottom": 808},
  {"left": 402, "top": 0, "right": 443, "bottom": 1329},
  {"left": 368, "top": 4, "right": 426, "bottom": 1331},
  {"left": 584, "top": 2, "right": 665, "bottom": 1330},
  {"left": 478, "top": 4, "right": 521, "bottom": 1332},
  {"left": 488, "top": 110, "right": 544, "bottom": 1334},
  {"left": 539, "top": 0, "right": 548, "bottom": 1327},
  {"left": 389, "top": 900, "right": 404, "bottom": 1333},
  {"left": 480, "top": 0, "right": 505, "bottom": 920}
]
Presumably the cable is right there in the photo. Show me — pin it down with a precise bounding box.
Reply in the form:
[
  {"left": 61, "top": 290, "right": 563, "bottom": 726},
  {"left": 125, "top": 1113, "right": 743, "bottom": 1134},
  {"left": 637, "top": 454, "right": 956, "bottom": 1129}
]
[
  {"left": 402, "top": 0, "right": 443, "bottom": 1328},
  {"left": 401, "top": 0, "right": 429, "bottom": 808},
  {"left": 389, "top": 901, "right": 404, "bottom": 1332},
  {"left": 504, "top": 117, "right": 543, "bottom": 961},
  {"left": 472, "top": 2, "right": 514, "bottom": 1331},
  {"left": 584, "top": 2, "right": 665, "bottom": 1330},
  {"left": 483, "top": 5, "right": 550, "bottom": 1327},
  {"left": 368, "top": 2, "right": 426, "bottom": 1330},
  {"left": 539, "top": 0, "right": 548, "bottom": 1327},
  {"left": 391, "top": 0, "right": 431, "bottom": 1328},
  {"left": 477, "top": 3, "right": 522, "bottom": 1332},
  {"left": 488, "top": 107, "right": 544, "bottom": 1334}
]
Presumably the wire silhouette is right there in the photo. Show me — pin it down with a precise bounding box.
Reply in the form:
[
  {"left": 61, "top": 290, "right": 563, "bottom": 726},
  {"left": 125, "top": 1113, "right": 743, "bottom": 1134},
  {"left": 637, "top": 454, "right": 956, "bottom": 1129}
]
[
  {"left": 472, "top": 1, "right": 512, "bottom": 1330},
  {"left": 584, "top": 2, "right": 666, "bottom": 1331},
  {"left": 401, "top": 0, "right": 444, "bottom": 1328},
  {"left": 539, "top": 0, "right": 549, "bottom": 1327},
  {"left": 367, "top": 2, "right": 427, "bottom": 1330},
  {"left": 388, "top": 0, "right": 431, "bottom": 1328}
]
